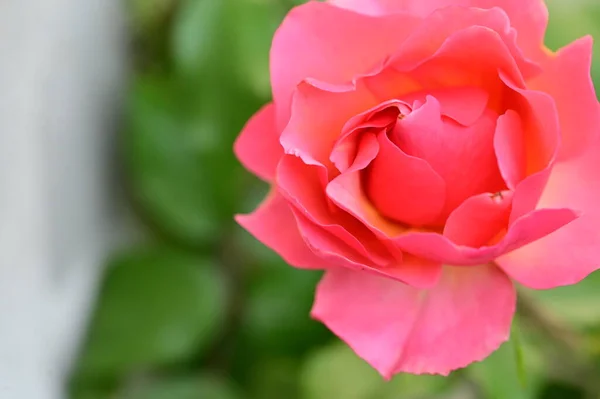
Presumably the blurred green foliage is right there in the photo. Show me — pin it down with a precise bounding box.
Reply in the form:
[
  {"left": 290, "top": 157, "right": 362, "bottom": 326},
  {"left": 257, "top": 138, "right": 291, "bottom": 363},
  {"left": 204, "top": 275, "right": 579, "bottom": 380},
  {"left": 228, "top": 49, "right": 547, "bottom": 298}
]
[{"left": 69, "top": 0, "right": 600, "bottom": 398}]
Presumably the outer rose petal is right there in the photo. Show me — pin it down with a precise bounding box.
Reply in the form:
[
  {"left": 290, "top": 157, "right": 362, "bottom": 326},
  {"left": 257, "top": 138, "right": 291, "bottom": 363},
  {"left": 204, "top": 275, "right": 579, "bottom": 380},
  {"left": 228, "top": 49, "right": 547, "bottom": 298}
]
[
  {"left": 293, "top": 208, "right": 442, "bottom": 289},
  {"left": 235, "top": 191, "right": 323, "bottom": 269},
  {"left": 497, "top": 136, "right": 600, "bottom": 289},
  {"left": 281, "top": 80, "right": 377, "bottom": 169},
  {"left": 278, "top": 155, "right": 394, "bottom": 267},
  {"left": 271, "top": 1, "right": 421, "bottom": 129},
  {"left": 233, "top": 103, "right": 281, "bottom": 182},
  {"left": 312, "top": 264, "right": 515, "bottom": 377},
  {"left": 394, "top": 207, "right": 579, "bottom": 266},
  {"left": 529, "top": 37, "right": 600, "bottom": 160},
  {"left": 328, "top": 0, "right": 548, "bottom": 60}
]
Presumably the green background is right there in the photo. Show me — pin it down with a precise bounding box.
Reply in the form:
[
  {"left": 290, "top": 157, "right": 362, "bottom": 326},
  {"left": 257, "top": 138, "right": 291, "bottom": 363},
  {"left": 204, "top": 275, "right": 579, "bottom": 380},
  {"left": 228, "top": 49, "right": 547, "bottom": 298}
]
[{"left": 69, "top": 0, "right": 600, "bottom": 398}]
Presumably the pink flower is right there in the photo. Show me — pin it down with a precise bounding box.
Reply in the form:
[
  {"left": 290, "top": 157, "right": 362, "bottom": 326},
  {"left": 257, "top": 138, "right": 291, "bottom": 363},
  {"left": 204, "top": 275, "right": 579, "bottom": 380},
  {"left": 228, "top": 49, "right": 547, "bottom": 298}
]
[{"left": 234, "top": 0, "right": 600, "bottom": 377}]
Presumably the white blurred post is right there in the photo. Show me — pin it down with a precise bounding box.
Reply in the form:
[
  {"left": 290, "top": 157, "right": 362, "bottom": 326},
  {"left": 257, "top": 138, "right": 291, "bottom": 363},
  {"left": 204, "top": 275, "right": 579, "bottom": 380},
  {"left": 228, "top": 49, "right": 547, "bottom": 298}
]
[{"left": 0, "top": 0, "right": 126, "bottom": 398}]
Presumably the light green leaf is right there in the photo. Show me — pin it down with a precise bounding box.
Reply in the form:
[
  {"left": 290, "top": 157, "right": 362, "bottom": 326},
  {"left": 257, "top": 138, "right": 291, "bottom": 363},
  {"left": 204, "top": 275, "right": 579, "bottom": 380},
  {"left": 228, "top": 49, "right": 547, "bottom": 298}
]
[
  {"left": 526, "top": 271, "right": 600, "bottom": 330},
  {"left": 300, "top": 342, "right": 385, "bottom": 399},
  {"left": 377, "top": 373, "right": 449, "bottom": 399},
  {"left": 512, "top": 319, "right": 527, "bottom": 389},
  {"left": 469, "top": 339, "right": 542, "bottom": 399},
  {"left": 171, "top": 0, "right": 225, "bottom": 76},
  {"left": 227, "top": 0, "right": 284, "bottom": 98}
]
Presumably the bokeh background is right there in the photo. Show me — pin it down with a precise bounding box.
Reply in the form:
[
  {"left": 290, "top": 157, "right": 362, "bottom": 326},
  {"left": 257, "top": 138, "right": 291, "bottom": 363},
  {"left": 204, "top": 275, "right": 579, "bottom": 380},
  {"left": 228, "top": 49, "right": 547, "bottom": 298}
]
[{"left": 68, "top": 1, "right": 600, "bottom": 398}]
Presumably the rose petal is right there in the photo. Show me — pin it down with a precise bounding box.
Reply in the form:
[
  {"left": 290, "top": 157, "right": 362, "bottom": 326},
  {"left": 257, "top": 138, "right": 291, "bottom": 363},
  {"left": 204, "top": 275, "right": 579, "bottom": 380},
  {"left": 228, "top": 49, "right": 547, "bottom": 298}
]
[
  {"left": 364, "top": 25, "right": 531, "bottom": 121},
  {"left": 529, "top": 37, "right": 600, "bottom": 160},
  {"left": 278, "top": 155, "right": 393, "bottom": 266},
  {"left": 331, "top": 103, "right": 402, "bottom": 172},
  {"left": 443, "top": 192, "right": 512, "bottom": 247},
  {"left": 402, "top": 7, "right": 537, "bottom": 77},
  {"left": 325, "top": 150, "right": 443, "bottom": 288},
  {"left": 392, "top": 96, "right": 505, "bottom": 218},
  {"left": 280, "top": 81, "right": 377, "bottom": 169},
  {"left": 401, "top": 86, "right": 489, "bottom": 126},
  {"left": 234, "top": 103, "right": 281, "bottom": 182},
  {"left": 292, "top": 208, "right": 379, "bottom": 269},
  {"left": 311, "top": 264, "right": 515, "bottom": 377},
  {"left": 271, "top": 1, "right": 421, "bottom": 129},
  {"left": 497, "top": 136, "right": 600, "bottom": 289},
  {"left": 367, "top": 131, "right": 446, "bottom": 226},
  {"left": 294, "top": 204, "right": 442, "bottom": 289},
  {"left": 499, "top": 72, "right": 560, "bottom": 177},
  {"left": 235, "top": 191, "right": 323, "bottom": 269},
  {"left": 329, "top": 0, "right": 548, "bottom": 61},
  {"left": 494, "top": 110, "right": 526, "bottom": 189},
  {"left": 497, "top": 73, "right": 561, "bottom": 223},
  {"left": 394, "top": 207, "right": 578, "bottom": 265},
  {"left": 327, "top": 169, "right": 406, "bottom": 238}
]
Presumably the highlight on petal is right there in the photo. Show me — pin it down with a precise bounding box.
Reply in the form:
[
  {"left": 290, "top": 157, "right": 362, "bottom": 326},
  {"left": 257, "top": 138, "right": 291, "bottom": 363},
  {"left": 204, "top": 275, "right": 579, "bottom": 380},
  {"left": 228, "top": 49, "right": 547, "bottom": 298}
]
[
  {"left": 388, "top": 5, "right": 539, "bottom": 80},
  {"left": 233, "top": 103, "right": 282, "bottom": 182},
  {"left": 329, "top": 0, "right": 459, "bottom": 17},
  {"left": 311, "top": 264, "right": 516, "bottom": 377},
  {"left": 271, "top": 1, "right": 421, "bottom": 128},
  {"left": 329, "top": 0, "right": 549, "bottom": 62},
  {"left": 499, "top": 72, "right": 560, "bottom": 176},
  {"left": 235, "top": 191, "right": 324, "bottom": 269},
  {"left": 529, "top": 37, "right": 600, "bottom": 160},
  {"left": 494, "top": 110, "right": 525, "bottom": 189},
  {"left": 497, "top": 137, "right": 600, "bottom": 289}
]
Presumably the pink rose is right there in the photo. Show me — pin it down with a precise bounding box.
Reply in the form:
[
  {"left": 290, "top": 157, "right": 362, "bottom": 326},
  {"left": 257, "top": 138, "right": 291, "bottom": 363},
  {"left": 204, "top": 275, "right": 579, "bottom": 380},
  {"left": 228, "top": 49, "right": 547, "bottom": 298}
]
[{"left": 234, "top": 0, "right": 600, "bottom": 377}]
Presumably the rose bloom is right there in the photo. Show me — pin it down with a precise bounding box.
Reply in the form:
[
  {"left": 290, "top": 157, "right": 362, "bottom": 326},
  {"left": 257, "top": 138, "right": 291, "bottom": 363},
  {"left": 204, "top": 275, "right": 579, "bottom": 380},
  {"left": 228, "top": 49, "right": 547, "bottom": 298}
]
[{"left": 234, "top": 0, "right": 600, "bottom": 377}]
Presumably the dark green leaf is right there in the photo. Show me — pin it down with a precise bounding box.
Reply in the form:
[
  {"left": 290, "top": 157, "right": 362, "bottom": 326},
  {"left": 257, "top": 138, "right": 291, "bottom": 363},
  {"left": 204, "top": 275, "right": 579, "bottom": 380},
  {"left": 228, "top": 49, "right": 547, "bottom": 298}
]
[
  {"left": 75, "top": 247, "right": 226, "bottom": 380},
  {"left": 118, "top": 374, "right": 241, "bottom": 399},
  {"left": 125, "top": 74, "right": 235, "bottom": 245},
  {"left": 240, "top": 266, "right": 330, "bottom": 355}
]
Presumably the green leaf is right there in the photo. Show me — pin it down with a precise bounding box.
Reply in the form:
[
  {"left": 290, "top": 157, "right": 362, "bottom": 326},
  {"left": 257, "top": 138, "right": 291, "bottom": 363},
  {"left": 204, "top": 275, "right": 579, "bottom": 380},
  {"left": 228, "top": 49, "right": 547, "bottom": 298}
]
[
  {"left": 526, "top": 271, "right": 600, "bottom": 330},
  {"left": 469, "top": 339, "right": 542, "bottom": 399},
  {"left": 512, "top": 319, "right": 527, "bottom": 389},
  {"left": 75, "top": 247, "right": 226, "bottom": 380},
  {"left": 247, "top": 357, "right": 302, "bottom": 399},
  {"left": 71, "top": 389, "right": 112, "bottom": 399},
  {"left": 118, "top": 374, "right": 242, "bottom": 399},
  {"left": 171, "top": 0, "right": 225, "bottom": 76},
  {"left": 125, "top": 74, "right": 233, "bottom": 244},
  {"left": 300, "top": 342, "right": 385, "bottom": 399},
  {"left": 240, "top": 266, "right": 330, "bottom": 355},
  {"left": 545, "top": 0, "right": 600, "bottom": 93},
  {"left": 300, "top": 342, "right": 452, "bottom": 399},
  {"left": 127, "top": 0, "right": 176, "bottom": 32},
  {"left": 376, "top": 373, "right": 450, "bottom": 399},
  {"left": 227, "top": 0, "right": 284, "bottom": 99}
]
